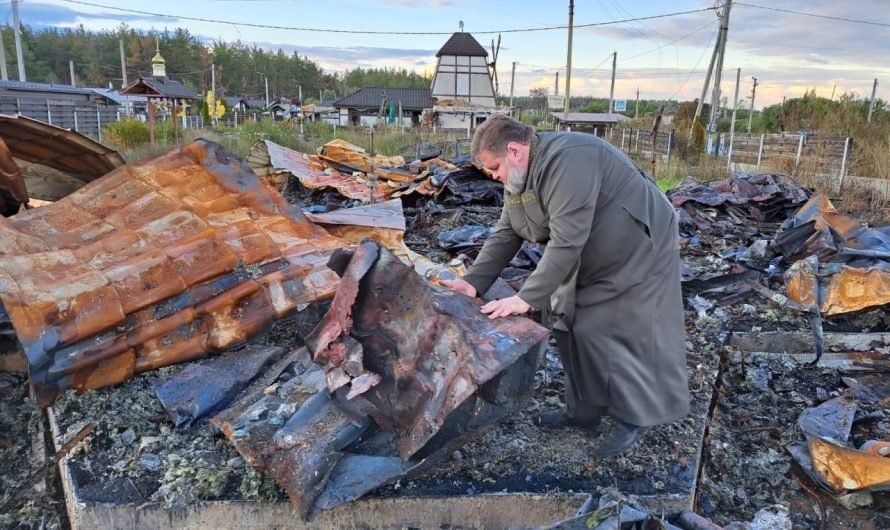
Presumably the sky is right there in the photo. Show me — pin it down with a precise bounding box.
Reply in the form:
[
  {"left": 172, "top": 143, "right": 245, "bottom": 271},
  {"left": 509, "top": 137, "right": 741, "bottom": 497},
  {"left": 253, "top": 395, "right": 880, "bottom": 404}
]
[{"left": 11, "top": 0, "right": 890, "bottom": 109}]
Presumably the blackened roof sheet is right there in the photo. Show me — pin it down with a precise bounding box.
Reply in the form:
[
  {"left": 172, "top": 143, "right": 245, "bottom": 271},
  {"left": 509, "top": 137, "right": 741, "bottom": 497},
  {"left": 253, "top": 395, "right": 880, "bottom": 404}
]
[
  {"left": 121, "top": 76, "right": 199, "bottom": 99},
  {"left": 333, "top": 87, "right": 433, "bottom": 111},
  {"left": 0, "top": 80, "right": 96, "bottom": 96},
  {"left": 436, "top": 32, "right": 488, "bottom": 57}
]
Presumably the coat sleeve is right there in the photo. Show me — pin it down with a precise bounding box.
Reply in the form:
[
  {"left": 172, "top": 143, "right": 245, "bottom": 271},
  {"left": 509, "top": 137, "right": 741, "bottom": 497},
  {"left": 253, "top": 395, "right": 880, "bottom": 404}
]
[
  {"left": 517, "top": 145, "right": 600, "bottom": 309},
  {"left": 462, "top": 204, "right": 522, "bottom": 296}
]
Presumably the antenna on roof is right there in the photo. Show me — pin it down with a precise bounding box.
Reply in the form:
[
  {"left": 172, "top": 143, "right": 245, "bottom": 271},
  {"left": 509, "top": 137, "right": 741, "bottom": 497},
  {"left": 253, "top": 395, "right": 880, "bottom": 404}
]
[{"left": 459, "top": 20, "right": 464, "bottom": 32}]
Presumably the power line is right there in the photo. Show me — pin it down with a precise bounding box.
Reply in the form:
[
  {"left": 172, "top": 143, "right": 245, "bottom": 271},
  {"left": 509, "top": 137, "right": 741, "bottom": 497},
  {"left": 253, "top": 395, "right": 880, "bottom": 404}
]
[
  {"left": 57, "top": 0, "right": 721, "bottom": 35},
  {"left": 668, "top": 25, "right": 718, "bottom": 101},
  {"left": 735, "top": 2, "right": 890, "bottom": 28},
  {"left": 622, "top": 19, "right": 715, "bottom": 63},
  {"left": 512, "top": 20, "right": 713, "bottom": 77}
]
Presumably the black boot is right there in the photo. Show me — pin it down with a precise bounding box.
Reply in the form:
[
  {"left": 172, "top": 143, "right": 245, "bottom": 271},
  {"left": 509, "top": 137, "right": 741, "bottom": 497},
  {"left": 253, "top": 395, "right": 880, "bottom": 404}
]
[
  {"left": 595, "top": 417, "right": 650, "bottom": 458},
  {"left": 535, "top": 407, "right": 602, "bottom": 431}
]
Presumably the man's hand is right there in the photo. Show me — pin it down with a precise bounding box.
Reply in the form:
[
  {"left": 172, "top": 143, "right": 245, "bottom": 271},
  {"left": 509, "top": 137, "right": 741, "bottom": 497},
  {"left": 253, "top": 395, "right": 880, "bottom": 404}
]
[
  {"left": 441, "top": 278, "right": 477, "bottom": 297},
  {"left": 481, "top": 295, "right": 531, "bottom": 319}
]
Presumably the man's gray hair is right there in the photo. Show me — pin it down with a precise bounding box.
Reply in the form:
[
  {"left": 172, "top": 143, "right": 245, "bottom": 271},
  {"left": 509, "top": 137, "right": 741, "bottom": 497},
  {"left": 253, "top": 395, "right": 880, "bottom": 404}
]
[{"left": 471, "top": 114, "right": 534, "bottom": 161}]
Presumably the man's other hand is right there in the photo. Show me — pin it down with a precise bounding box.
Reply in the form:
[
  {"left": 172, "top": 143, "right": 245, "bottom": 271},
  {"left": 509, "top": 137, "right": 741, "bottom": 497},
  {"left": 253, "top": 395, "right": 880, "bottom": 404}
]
[
  {"left": 441, "top": 278, "right": 477, "bottom": 297},
  {"left": 481, "top": 295, "right": 531, "bottom": 319}
]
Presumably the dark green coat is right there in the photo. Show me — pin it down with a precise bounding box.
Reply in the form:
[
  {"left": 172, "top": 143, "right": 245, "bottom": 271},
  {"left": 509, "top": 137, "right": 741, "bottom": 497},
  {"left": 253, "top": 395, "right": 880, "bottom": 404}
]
[{"left": 464, "top": 132, "right": 689, "bottom": 426}]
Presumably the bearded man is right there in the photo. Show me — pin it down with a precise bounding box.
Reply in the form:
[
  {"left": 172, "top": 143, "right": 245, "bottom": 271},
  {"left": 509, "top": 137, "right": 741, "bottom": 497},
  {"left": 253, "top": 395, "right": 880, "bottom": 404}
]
[{"left": 443, "top": 115, "right": 689, "bottom": 457}]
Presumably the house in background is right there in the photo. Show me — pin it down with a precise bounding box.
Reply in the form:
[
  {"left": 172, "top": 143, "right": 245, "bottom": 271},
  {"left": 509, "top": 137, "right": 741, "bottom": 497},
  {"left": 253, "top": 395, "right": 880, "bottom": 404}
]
[
  {"left": 224, "top": 96, "right": 250, "bottom": 113},
  {"left": 120, "top": 43, "right": 200, "bottom": 118},
  {"left": 0, "top": 80, "right": 120, "bottom": 135},
  {"left": 430, "top": 32, "right": 496, "bottom": 107},
  {"left": 333, "top": 87, "right": 433, "bottom": 127},
  {"left": 429, "top": 31, "right": 509, "bottom": 130},
  {"left": 550, "top": 112, "right": 630, "bottom": 134}
]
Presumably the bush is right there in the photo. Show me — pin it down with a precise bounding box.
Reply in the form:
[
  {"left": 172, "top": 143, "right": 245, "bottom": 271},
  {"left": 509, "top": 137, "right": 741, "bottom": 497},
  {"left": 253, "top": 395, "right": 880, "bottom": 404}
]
[{"left": 102, "top": 119, "right": 150, "bottom": 148}]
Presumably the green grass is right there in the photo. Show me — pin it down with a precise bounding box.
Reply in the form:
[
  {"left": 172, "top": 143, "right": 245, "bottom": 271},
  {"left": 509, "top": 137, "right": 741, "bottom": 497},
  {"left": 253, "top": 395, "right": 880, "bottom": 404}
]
[{"left": 656, "top": 176, "right": 684, "bottom": 193}]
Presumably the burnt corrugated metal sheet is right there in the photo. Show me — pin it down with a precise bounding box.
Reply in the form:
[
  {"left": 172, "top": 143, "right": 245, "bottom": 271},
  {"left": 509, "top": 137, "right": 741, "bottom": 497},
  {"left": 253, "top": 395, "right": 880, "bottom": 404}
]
[
  {"left": 0, "top": 137, "right": 28, "bottom": 216},
  {"left": 781, "top": 194, "right": 890, "bottom": 315},
  {"left": 0, "top": 114, "right": 125, "bottom": 180},
  {"left": 214, "top": 242, "right": 547, "bottom": 518},
  {"left": 307, "top": 241, "right": 550, "bottom": 459},
  {"left": 0, "top": 139, "right": 345, "bottom": 406}
]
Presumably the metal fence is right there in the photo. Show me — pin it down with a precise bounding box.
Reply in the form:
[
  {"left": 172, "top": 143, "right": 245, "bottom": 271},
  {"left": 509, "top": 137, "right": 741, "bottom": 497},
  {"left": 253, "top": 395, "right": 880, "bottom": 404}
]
[{"left": 0, "top": 96, "right": 120, "bottom": 140}]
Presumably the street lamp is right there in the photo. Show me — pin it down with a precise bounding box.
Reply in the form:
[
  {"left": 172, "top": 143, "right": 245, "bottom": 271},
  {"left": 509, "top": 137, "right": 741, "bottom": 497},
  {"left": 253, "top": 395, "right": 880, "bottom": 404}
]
[{"left": 256, "top": 72, "right": 270, "bottom": 108}]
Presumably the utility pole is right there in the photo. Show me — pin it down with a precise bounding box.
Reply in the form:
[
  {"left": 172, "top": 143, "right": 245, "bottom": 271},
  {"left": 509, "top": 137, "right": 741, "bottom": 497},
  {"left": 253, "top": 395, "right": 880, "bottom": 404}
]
[
  {"left": 689, "top": 3, "right": 725, "bottom": 144},
  {"left": 69, "top": 60, "right": 76, "bottom": 87},
  {"left": 563, "top": 0, "right": 574, "bottom": 114},
  {"left": 210, "top": 64, "right": 216, "bottom": 126},
  {"left": 707, "top": 0, "right": 732, "bottom": 133},
  {"left": 867, "top": 78, "right": 878, "bottom": 123},
  {"left": 555, "top": 71, "right": 559, "bottom": 96},
  {"left": 0, "top": 34, "right": 8, "bottom": 81},
  {"left": 727, "top": 68, "right": 741, "bottom": 169},
  {"left": 119, "top": 37, "right": 130, "bottom": 116},
  {"left": 608, "top": 51, "right": 616, "bottom": 114},
  {"left": 509, "top": 61, "right": 516, "bottom": 107},
  {"left": 265, "top": 75, "right": 270, "bottom": 107},
  {"left": 11, "top": 0, "right": 26, "bottom": 81},
  {"left": 635, "top": 87, "right": 639, "bottom": 118},
  {"left": 747, "top": 76, "right": 758, "bottom": 133}
]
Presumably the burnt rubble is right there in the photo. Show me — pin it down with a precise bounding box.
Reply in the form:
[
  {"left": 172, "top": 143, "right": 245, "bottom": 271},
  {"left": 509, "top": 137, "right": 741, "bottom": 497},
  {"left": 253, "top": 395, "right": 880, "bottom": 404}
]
[{"left": 1, "top": 142, "right": 889, "bottom": 529}]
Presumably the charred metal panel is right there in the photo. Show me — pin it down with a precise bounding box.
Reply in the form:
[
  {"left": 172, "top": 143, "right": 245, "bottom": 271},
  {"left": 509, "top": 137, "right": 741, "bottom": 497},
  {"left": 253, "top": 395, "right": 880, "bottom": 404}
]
[
  {"left": 214, "top": 241, "right": 547, "bottom": 517},
  {"left": 307, "top": 240, "right": 550, "bottom": 459},
  {"left": 782, "top": 195, "right": 890, "bottom": 315},
  {"left": 0, "top": 137, "right": 27, "bottom": 216},
  {"left": 0, "top": 114, "right": 124, "bottom": 179},
  {"left": 0, "top": 140, "right": 344, "bottom": 405},
  {"left": 156, "top": 344, "right": 285, "bottom": 427}
]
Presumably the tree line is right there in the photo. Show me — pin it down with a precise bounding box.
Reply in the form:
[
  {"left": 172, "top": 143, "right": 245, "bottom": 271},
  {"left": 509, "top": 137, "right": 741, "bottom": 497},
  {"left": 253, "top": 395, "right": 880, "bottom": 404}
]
[{"left": 0, "top": 24, "right": 430, "bottom": 103}]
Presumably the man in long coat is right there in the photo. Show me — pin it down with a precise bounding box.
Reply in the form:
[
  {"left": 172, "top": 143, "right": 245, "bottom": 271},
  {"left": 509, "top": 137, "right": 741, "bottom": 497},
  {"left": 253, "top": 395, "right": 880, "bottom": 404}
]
[{"left": 443, "top": 115, "right": 689, "bottom": 457}]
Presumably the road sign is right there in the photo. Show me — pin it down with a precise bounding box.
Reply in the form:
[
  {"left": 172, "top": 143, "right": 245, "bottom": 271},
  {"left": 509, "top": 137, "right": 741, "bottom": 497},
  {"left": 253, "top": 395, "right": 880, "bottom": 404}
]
[
  {"left": 614, "top": 99, "right": 627, "bottom": 112},
  {"left": 548, "top": 95, "right": 564, "bottom": 110}
]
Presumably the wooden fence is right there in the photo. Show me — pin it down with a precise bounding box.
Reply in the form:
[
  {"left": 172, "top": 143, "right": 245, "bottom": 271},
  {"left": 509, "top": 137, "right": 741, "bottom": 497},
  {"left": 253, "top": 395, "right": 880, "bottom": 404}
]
[
  {"left": 606, "top": 127, "right": 674, "bottom": 163},
  {"left": 0, "top": 97, "right": 120, "bottom": 140},
  {"left": 720, "top": 132, "right": 851, "bottom": 178}
]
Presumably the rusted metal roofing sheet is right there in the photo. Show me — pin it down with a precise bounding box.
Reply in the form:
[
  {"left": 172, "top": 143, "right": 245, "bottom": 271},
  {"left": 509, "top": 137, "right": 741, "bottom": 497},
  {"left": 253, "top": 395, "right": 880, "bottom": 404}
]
[
  {"left": 247, "top": 140, "right": 485, "bottom": 204},
  {"left": 307, "top": 199, "right": 465, "bottom": 281},
  {"left": 781, "top": 194, "right": 890, "bottom": 315},
  {"left": 214, "top": 242, "right": 547, "bottom": 517},
  {"left": 247, "top": 140, "right": 393, "bottom": 202},
  {"left": 0, "top": 114, "right": 125, "bottom": 179},
  {"left": 0, "top": 139, "right": 344, "bottom": 406},
  {"left": 307, "top": 241, "right": 550, "bottom": 459},
  {"left": 0, "top": 137, "right": 28, "bottom": 216}
]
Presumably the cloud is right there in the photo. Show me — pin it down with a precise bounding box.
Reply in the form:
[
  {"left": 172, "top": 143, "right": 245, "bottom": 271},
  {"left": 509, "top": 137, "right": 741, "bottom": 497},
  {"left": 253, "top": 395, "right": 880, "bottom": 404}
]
[{"left": 20, "top": 2, "right": 166, "bottom": 27}]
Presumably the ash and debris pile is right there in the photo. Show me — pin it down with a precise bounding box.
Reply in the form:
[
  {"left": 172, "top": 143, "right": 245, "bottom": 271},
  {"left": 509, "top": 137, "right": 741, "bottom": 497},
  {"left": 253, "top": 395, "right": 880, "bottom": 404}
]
[{"left": 0, "top": 128, "right": 888, "bottom": 530}]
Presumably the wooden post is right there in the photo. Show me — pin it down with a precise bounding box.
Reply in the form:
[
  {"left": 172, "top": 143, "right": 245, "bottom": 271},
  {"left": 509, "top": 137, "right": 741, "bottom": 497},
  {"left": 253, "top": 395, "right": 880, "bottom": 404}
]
[
  {"left": 667, "top": 130, "right": 674, "bottom": 162},
  {"left": 756, "top": 134, "right": 765, "bottom": 170},
  {"left": 148, "top": 99, "right": 156, "bottom": 146},
  {"left": 838, "top": 136, "right": 852, "bottom": 193},
  {"left": 621, "top": 129, "right": 626, "bottom": 151},
  {"left": 173, "top": 99, "right": 179, "bottom": 146},
  {"left": 794, "top": 133, "right": 805, "bottom": 174}
]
